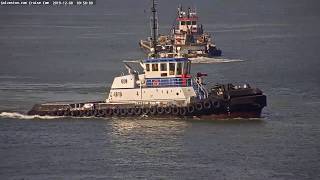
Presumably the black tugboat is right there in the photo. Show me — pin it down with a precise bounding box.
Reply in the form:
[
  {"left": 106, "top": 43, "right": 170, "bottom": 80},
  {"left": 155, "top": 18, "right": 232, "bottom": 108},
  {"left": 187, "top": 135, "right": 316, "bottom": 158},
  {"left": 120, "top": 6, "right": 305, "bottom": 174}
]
[{"left": 28, "top": 0, "right": 266, "bottom": 119}]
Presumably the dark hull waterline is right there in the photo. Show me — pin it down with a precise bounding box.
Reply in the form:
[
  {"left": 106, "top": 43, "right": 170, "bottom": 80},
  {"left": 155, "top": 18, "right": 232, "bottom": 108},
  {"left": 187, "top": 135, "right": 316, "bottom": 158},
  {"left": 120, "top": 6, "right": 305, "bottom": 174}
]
[{"left": 28, "top": 94, "right": 266, "bottom": 119}]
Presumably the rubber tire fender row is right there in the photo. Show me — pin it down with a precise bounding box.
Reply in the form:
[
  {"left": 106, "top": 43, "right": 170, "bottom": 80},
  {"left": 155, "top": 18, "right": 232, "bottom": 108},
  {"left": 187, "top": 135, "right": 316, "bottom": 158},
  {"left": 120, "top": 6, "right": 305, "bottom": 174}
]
[
  {"left": 127, "top": 108, "right": 134, "bottom": 116},
  {"left": 104, "top": 108, "right": 112, "bottom": 116},
  {"left": 156, "top": 106, "right": 165, "bottom": 115},
  {"left": 142, "top": 108, "right": 150, "bottom": 115},
  {"left": 150, "top": 106, "right": 157, "bottom": 115},
  {"left": 120, "top": 108, "right": 127, "bottom": 116},
  {"left": 85, "top": 110, "right": 92, "bottom": 117},
  {"left": 172, "top": 106, "right": 179, "bottom": 115},
  {"left": 179, "top": 107, "right": 187, "bottom": 116},
  {"left": 203, "top": 100, "right": 212, "bottom": 109},
  {"left": 93, "top": 110, "right": 99, "bottom": 117},
  {"left": 195, "top": 102, "right": 203, "bottom": 112},
  {"left": 165, "top": 106, "right": 172, "bottom": 114},
  {"left": 56, "top": 110, "right": 64, "bottom": 116},
  {"left": 113, "top": 108, "right": 120, "bottom": 116},
  {"left": 212, "top": 100, "right": 221, "bottom": 109},
  {"left": 134, "top": 108, "right": 142, "bottom": 116},
  {"left": 99, "top": 109, "right": 106, "bottom": 117},
  {"left": 187, "top": 105, "right": 195, "bottom": 114},
  {"left": 63, "top": 110, "right": 70, "bottom": 116}
]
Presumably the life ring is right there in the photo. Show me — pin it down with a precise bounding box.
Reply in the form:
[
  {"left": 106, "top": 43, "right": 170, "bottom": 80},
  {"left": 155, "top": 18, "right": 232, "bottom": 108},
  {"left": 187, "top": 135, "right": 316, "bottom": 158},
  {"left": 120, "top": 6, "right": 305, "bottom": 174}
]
[
  {"left": 172, "top": 106, "right": 179, "bottom": 115},
  {"left": 152, "top": 79, "right": 160, "bottom": 87},
  {"left": 120, "top": 108, "right": 127, "bottom": 116},
  {"left": 187, "top": 105, "right": 195, "bottom": 114},
  {"left": 105, "top": 108, "right": 113, "bottom": 116},
  {"left": 113, "top": 108, "right": 120, "bottom": 116},
  {"left": 157, "top": 107, "right": 165, "bottom": 114},
  {"left": 203, "top": 100, "right": 212, "bottom": 109},
  {"left": 179, "top": 107, "right": 187, "bottom": 116},
  {"left": 150, "top": 106, "right": 157, "bottom": 115},
  {"left": 134, "top": 108, "right": 142, "bottom": 115},
  {"left": 195, "top": 102, "right": 203, "bottom": 111}
]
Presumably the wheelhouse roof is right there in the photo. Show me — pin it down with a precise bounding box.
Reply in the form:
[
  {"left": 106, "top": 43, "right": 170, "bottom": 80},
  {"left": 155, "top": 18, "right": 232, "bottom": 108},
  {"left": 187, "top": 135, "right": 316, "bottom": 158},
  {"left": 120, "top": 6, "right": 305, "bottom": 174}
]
[{"left": 143, "top": 58, "right": 189, "bottom": 63}]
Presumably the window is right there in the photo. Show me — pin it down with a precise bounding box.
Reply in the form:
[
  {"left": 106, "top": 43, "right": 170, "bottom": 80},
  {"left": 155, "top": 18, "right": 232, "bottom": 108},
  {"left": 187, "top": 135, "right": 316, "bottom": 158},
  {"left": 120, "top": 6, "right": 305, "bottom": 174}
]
[
  {"left": 152, "top": 63, "right": 159, "bottom": 71},
  {"left": 186, "top": 21, "right": 191, "bottom": 25},
  {"left": 160, "top": 63, "right": 167, "bottom": 71},
  {"left": 161, "top": 73, "right": 167, "bottom": 77},
  {"left": 181, "top": 21, "right": 186, "bottom": 25},
  {"left": 146, "top": 64, "right": 150, "bottom": 72},
  {"left": 192, "top": 21, "right": 197, "bottom": 25},
  {"left": 183, "top": 62, "right": 191, "bottom": 74},
  {"left": 177, "top": 62, "right": 182, "bottom": 75},
  {"left": 169, "top": 63, "right": 175, "bottom": 75}
]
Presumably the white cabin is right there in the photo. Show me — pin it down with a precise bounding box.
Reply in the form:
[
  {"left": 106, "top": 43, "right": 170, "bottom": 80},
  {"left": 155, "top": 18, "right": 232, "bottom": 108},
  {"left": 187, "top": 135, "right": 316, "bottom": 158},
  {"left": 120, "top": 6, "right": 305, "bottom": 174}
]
[{"left": 106, "top": 58, "right": 205, "bottom": 106}]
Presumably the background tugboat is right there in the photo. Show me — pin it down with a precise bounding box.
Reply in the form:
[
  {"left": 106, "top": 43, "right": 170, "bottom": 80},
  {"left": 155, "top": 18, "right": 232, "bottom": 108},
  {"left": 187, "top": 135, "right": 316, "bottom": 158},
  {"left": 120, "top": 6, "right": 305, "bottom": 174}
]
[{"left": 139, "top": 2, "right": 222, "bottom": 58}]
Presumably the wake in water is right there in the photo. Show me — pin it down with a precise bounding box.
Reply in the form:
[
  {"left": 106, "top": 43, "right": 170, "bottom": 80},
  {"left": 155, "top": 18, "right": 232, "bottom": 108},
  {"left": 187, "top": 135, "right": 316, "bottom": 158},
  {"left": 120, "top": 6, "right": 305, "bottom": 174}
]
[
  {"left": 0, "top": 112, "right": 60, "bottom": 120},
  {"left": 189, "top": 57, "right": 245, "bottom": 64}
]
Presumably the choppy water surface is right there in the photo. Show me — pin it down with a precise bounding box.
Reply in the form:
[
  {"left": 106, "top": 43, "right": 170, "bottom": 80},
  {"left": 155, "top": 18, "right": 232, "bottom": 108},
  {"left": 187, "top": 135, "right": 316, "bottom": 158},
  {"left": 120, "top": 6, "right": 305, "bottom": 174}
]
[{"left": 0, "top": 0, "right": 319, "bottom": 179}]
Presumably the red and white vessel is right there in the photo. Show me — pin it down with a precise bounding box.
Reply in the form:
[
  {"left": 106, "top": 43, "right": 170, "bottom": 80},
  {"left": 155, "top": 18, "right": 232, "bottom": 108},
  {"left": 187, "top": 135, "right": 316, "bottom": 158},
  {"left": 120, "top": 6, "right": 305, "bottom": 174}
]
[{"left": 139, "top": 4, "right": 222, "bottom": 58}]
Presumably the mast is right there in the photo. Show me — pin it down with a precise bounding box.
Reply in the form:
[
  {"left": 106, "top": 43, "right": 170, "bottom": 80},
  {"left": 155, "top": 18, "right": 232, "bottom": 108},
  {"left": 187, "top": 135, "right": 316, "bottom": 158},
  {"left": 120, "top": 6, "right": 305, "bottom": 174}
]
[{"left": 151, "top": 0, "right": 158, "bottom": 55}]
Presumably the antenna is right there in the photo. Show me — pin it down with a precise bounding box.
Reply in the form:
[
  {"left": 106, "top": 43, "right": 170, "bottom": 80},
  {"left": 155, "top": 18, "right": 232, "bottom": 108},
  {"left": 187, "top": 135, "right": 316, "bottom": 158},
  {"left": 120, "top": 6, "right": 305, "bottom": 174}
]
[{"left": 151, "top": 0, "right": 158, "bottom": 56}]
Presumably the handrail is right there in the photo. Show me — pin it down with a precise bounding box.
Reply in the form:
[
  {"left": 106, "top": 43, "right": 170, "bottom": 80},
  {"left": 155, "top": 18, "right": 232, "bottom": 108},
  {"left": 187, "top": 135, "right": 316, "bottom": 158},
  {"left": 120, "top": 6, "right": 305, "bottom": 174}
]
[{"left": 193, "top": 78, "right": 208, "bottom": 100}]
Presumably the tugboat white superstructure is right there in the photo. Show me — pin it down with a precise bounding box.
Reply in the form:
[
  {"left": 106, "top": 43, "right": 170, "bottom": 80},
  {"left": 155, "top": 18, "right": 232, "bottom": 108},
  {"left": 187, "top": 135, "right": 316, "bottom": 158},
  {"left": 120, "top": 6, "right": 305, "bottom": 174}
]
[{"left": 107, "top": 58, "right": 196, "bottom": 106}]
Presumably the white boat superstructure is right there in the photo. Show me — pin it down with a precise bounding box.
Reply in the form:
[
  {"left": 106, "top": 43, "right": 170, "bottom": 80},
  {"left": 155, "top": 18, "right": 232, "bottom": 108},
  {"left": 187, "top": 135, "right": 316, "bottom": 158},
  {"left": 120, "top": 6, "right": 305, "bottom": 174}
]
[{"left": 106, "top": 58, "right": 207, "bottom": 106}]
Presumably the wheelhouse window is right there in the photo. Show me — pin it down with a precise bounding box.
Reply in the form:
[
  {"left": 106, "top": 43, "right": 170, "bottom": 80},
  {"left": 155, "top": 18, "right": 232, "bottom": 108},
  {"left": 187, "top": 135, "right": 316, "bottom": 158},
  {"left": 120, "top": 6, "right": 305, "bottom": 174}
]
[
  {"left": 181, "top": 21, "right": 186, "bottom": 25},
  {"left": 160, "top": 63, "right": 167, "bottom": 71},
  {"left": 146, "top": 64, "right": 150, "bottom": 72},
  {"left": 169, "top": 63, "right": 175, "bottom": 75},
  {"left": 152, "top": 63, "right": 159, "bottom": 71},
  {"left": 176, "top": 62, "right": 182, "bottom": 75},
  {"left": 183, "top": 61, "right": 191, "bottom": 74},
  {"left": 186, "top": 21, "right": 191, "bottom": 25}
]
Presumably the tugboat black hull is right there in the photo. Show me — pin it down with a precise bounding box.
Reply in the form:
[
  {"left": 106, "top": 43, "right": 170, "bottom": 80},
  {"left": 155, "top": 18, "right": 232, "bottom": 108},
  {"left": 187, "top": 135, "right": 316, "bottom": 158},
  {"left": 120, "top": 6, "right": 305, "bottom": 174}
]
[{"left": 27, "top": 94, "right": 266, "bottom": 119}]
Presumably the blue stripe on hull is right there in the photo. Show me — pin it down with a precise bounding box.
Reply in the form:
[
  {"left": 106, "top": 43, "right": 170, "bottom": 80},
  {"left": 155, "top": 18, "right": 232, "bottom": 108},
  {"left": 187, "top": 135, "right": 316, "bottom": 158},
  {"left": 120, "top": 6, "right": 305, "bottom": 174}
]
[{"left": 146, "top": 78, "right": 192, "bottom": 87}]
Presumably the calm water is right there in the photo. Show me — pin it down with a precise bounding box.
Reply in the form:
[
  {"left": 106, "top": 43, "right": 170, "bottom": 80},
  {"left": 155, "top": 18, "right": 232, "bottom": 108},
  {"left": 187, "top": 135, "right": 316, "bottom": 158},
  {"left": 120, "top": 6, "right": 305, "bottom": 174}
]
[{"left": 0, "top": 0, "right": 320, "bottom": 179}]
